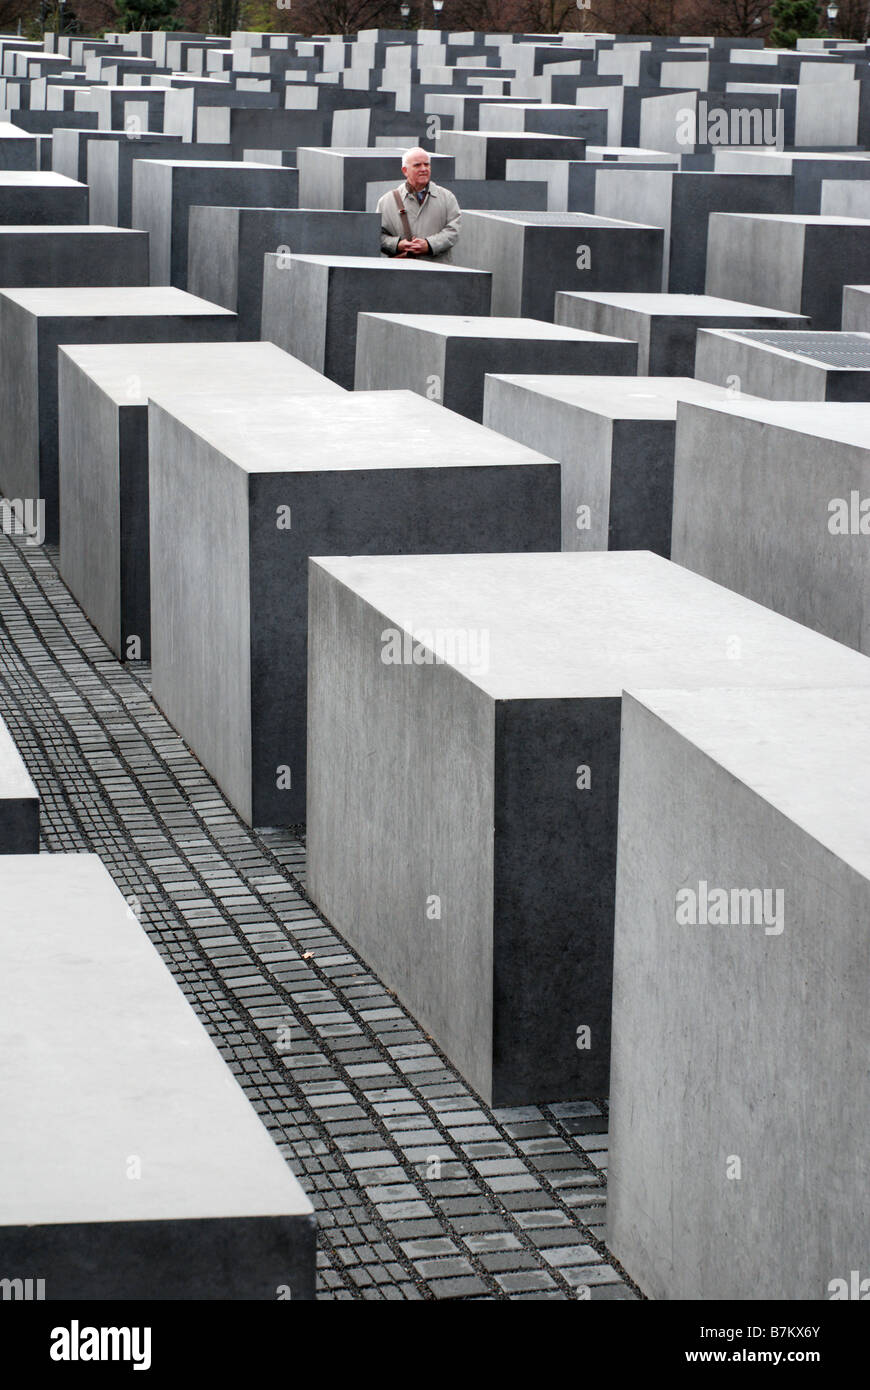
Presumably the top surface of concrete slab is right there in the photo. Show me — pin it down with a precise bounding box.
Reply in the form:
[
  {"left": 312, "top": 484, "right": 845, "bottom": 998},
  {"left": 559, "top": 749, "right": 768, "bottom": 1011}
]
[
  {"left": 463, "top": 210, "right": 660, "bottom": 228},
  {"left": 286, "top": 253, "right": 484, "bottom": 275},
  {"left": 0, "top": 224, "right": 138, "bottom": 236},
  {"left": 310, "top": 551, "right": 870, "bottom": 700},
  {"left": 61, "top": 341, "right": 340, "bottom": 406},
  {"left": 1, "top": 286, "right": 235, "bottom": 318},
  {"left": 679, "top": 397, "right": 870, "bottom": 449},
  {"left": 0, "top": 853, "right": 314, "bottom": 1226},
  {"left": 558, "top": 291, "right": 808, "bottom": 318},
  {"left": 0, "top": 719, "right": 37, "bottom": 801},
  {"left": 722, "top": 329, "right": 870, "bottom": 368},
  {"left": 720, "top": 212, "right": 870, "bottom": 226},
  {"left": 148, "top": 389, "right": 555, "bottom": 476},
  {"left": 0, "top": 171, "right": 83, "bottom": 187},
  {"left": 359, "top": 314, "right": 630, "bottom": 343},
  {"left": 137, "top": 158, "right": 283, "bottom": 170},
  {"left": 624, "top": 686, "right": 870, "bottom": 876},
  {"left": 488, "top": 374, "right": 737, "bottom": 419}
]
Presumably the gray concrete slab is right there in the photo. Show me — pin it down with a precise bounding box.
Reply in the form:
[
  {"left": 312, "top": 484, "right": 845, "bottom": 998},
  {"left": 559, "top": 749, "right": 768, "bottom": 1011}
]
[
  {"left": 0, "top": 225, "right": 149, "bottom": 288},
  {"left": 0, "top": 714, "right": 38, "bottom": 854},
  {"left": 86, "top": 137, "right": 230, "bottom": 228},
  {"left": 0, "top": 853, "right": 316, "bottom": 1299},
  {"left": 672, "top": 398, "right": 870, "bottom": 654},
  {"left": 131, "top": 158, "right": 300, "bottom": 288},
  {"left": 51, "top": 126, "right": 130, "bottom": 183},
  {"left": 695, "top": 328, "right": 870, "bottom": 400},
  {"left": 261, "top": 254, "right": 492, "bottom": 390},
  {"left": 554, "top": 291, "right": 807, "bottom": 376},
  {"left": 705, "top": 213, "right": 870, "bottom": 330},
  {"left": 843, "top": 284, "right": 870, "bottom": 332},
  {"left": 482, "top": 374, "right": 736, "bottom": 553},
  {"left": 365, "top": 175, "right": 549, "bottom": 213},
  {"left": 609, "top": 685, "right": 870, "bottom": 1300},
  {"left": 188, "top": 206, "right": 379, "bottom": 339},
  {"left": 147, "top": 390, "right": 560, "bottom": 827},
  {"left": 0, "top": 286, "right": 237, "bottom": 545},
  {"left": 436, "top": 130, "right": 588, "bottom": 180},
  {"left": 594, "top": 169, "right": 794, "bottom": 292},
  {"left": 297, "top": 146, "right": 455, "bottom": 211},
  {"left": 355, "top": 314, "right": 636, "bottom": 422},
  {"left": 306, "top": 550, "right": 870, "bottom": 1107},
  {"left": 451, "top": 211, "right": 664, "bottom": 318},
  {"left": 714, "top": 147, "right": 870, "bottom": 213},
  {"left": 58, "top": 341, "right": 340, "bottom": 664},
  {"left": 0, "top": 170, "right": 87, "bottom": 225},
  {"left": 820, "top": 177, "right": 870, "bottom": 220},
  {"left": 0, "top": 121, "right": 38, "bottom": 171}
]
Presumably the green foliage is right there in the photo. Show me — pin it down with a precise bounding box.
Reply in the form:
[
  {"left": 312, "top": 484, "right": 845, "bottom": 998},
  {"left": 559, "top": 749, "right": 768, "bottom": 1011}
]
[
  {"left": 115, "top": 0, "right": 184, "bottom": 30},
  {"left": 769, "top": 0, "right": 823, "bottom": 46}
]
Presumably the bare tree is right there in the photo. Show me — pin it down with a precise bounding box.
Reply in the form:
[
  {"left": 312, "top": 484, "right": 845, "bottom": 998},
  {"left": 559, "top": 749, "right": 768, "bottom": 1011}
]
[{"left": 687, "top": 0, "right": 770, "bottom": 34}]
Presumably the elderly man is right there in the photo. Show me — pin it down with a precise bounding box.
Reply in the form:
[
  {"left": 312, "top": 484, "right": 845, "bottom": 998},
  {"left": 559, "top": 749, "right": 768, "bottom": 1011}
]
[{"left": 378, "top": 147, "right": 461, "bottom": 263}]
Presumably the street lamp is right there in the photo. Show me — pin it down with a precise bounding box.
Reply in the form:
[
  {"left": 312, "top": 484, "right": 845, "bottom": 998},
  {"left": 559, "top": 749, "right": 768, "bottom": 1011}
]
[
  {"left": 400, "top": 1, "right": 410, "bottom": 23},
  {"left": 826, "top": 1, "right": 839, "bottom": 32},
  {"left": 433, "top": 0, "right": 444, "bottom": 27}
]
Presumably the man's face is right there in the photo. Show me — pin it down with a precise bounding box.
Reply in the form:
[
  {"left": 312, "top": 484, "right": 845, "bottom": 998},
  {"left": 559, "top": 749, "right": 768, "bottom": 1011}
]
[{"left": 403, "top": 152, "right": 431, "bottom": 192}]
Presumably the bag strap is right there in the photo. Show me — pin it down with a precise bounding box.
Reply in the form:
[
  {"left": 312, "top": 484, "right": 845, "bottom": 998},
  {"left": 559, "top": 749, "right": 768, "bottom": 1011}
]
[{"left": 392, "top": 187, "right": 414, "bottom": 243}]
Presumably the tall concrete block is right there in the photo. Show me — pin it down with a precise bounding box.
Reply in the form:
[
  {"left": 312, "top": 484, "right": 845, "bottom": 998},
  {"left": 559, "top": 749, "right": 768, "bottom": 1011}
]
[
  {"left": 0, "top": 286, "right": 237, "bottom": 545},
  {"left": 0, "top": 715, "right": 38, "bottom": 854},
  {"left": 51, "top": 127, "right": 131, "bottom": 184},
  {"left": 483, "top": 375, "right": 736, "bottom": 553},
  {"left": 261, "top": 254, "right": 491, "bottom": 390},
  {"left": 451, "top": 211, "right": 664, "bottom": 318},
  {"left": 593, "top": 168, "right": 794, "bottom": 292},
  {"left": 705, "top": 213, "right": 870, "bottom": 330},
  {"left": 672, "top": 399, "right": 870, "bottom": 655},
  {"left": 366, "top": 175, "right": 549, "bottom": 212},
  {"left": 695, "top": 328, "right": 870, "bottom": 401},
  {"left": 148, "top": 390, "right": 560, "bottom": 827},
  {"left": 609, "top": 685, "right": 870, "bottom": 1300},
  {"left": 58, "top": 341, "right": 336, "bottom": 663},
  {"left": 555, "top": 291, "right": 806, "bottom": 376},
  {"left": 187, "top": 206, "right": 379, "bottom": 338},
  {"left": 0, "top": 121, "right": 38, "bottom": 171},
  {"left": 0, "top": 170, "right": 87, "bottom": 224},
  {"left": 131, "top": 158, "right": 299, "bottom": 288},
  {"left": 436, "top": 130, "right": 587, "bottom": 179},
  {"left": 306, "top": 550, "right": 870, "bottom": 1107},
  {"left": 355, "top": 314, "right": 636, "bottom": 422},
  {"left": 714, "top": 148, "right": 870, "bottom": 214},
  {"left": 843, "top": 284, "right": 870, "bottom": 332},
  {"left": 296, "top": 146, "right": 454, "bottom": 211},
  {"left": 0, "top": 853, "right": 316, "bottom": 1299},
  {"left": 0, "top": 225, "right": 149, "bottom": 288},
  {"left": 85, "top": 135, "right": 184, "bottom": 227}
]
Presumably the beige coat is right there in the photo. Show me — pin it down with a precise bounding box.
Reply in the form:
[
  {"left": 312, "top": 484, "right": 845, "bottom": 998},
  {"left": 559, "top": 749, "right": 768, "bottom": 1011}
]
[{"left": 377, "top": 180, "right": 461, "bottom": 263}]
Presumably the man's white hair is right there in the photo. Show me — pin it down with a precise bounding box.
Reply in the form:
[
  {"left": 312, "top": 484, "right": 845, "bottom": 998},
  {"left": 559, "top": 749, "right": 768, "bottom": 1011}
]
[{"left": 402, "top": 146, "right": 430, "bottom": 166}]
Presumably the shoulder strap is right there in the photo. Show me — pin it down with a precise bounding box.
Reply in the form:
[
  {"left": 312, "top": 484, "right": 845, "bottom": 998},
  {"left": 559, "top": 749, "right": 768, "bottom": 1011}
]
[{"left": 392, "top": 187, "right": 414, "bottom": 242}]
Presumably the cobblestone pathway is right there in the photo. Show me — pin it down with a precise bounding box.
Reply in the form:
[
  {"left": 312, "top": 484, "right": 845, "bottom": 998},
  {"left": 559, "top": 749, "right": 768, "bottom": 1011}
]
[{"left": 0, "top": 526, "right": 639, "bottom": 1302}]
